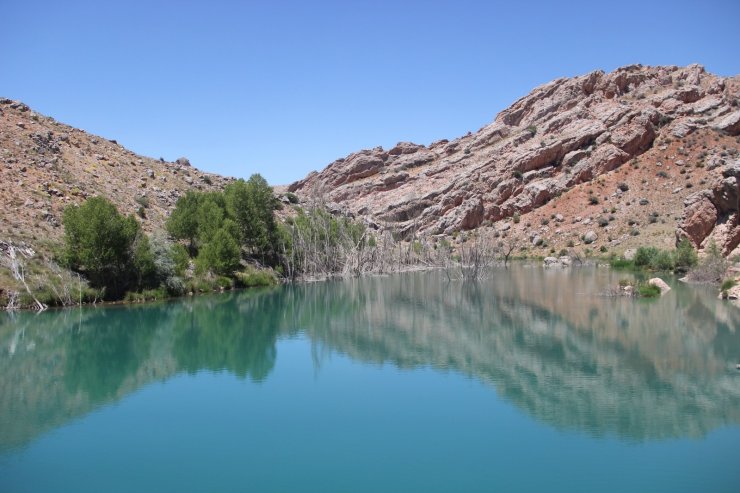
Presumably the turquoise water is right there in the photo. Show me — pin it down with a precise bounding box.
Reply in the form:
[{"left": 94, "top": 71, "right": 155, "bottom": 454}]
[{"left": 1, "top": 266, "right": 739, "bottom": 492}]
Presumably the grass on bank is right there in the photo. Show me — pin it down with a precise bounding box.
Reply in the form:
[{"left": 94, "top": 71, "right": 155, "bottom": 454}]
[{"left": 609, "top": 239, "right": 698, "bottom": 274}]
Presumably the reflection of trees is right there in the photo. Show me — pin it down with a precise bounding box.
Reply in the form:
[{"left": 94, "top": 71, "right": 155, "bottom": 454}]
[
  {"left": 0, "top": 291, "right": 282, "bottom": 451},
  {"left": 172, "top": 291, "right": 280, "bottom": 382},
  {"left": 1, "top": 267, "right": 740, "bottom": 451},
  {"left": 65, "top": 309, "right": 156, "bottom": 402}
]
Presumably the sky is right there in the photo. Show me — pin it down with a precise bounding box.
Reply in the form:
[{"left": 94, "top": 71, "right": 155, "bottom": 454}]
[{"left": 2, "top": 0, "right": 739, "bottom": 185}]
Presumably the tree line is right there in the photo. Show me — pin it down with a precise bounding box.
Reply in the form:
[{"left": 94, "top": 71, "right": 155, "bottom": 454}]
[
  {"left": 61, "top": 174, "right": 282, "bottom": 300},
  {"left": 57, "top": 173, "right": 463, "bottom": 301}
]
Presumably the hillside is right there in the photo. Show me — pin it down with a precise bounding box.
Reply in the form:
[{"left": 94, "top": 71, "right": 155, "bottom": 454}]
[
  {"left": 1, "top": 64, "right": 739, "bottom": 306},
  {"left": 0, "top": 98, "right": 238, "bottom": 303},
  {"left": 289, "top": 64, "right": 740, "bottom": 257},
  {"left": 0, "top": 98, "right": 233, "bottom": 248}
]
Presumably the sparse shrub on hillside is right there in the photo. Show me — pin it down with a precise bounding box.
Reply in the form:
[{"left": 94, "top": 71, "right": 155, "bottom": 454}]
[{"left": 285, "top": 192, "right": 299, "bottom": 204}]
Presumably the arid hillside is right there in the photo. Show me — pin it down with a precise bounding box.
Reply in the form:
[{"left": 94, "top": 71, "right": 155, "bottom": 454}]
[
  {"left": 1, "top": 64, "right": 739, "bottom": 304},
  {"left": 0, "top": 97, "right": 240, "bottom": 301},
  {"left": 290, "top": 64, "right": 740, "bottom": 257},
  {"left": 0, "top": 98, "right": 232, "bottom": 251}
]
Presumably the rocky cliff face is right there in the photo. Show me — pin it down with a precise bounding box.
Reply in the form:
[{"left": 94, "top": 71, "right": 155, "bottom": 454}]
[{"left": 290, "top": 65, "right": 740, "bottom": 256}]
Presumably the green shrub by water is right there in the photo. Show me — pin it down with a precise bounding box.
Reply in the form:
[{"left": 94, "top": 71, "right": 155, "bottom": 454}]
[
  {"left": 610, "top": 258, "right": 634, "bottom": 270},
  {"left": 235, "top": 267, "right": 279, "bottom": 288},
  {"left": 618, "top": 240, "right": 698, "bottom": 274},
  {"left": 721, "top": 278, "right": 737, "bottom": 292},
  {"left": 638, "top": 283, "right": 661, "bottom": 298},
  {"left": 633, "top": 247, "right": 661, "bottom": 268}
]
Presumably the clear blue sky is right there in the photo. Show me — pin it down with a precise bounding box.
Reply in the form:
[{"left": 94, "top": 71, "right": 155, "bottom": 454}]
[{"left": 2, "top": 0, "right": 738, "bottom": 185}]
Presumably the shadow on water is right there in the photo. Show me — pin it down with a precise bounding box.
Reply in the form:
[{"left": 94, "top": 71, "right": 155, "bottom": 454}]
[{"left": 2, "top": 265, "right": 740, "bottom": 449}]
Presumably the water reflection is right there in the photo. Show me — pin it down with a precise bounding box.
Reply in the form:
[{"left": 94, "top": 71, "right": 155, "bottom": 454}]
[{"left": 1, "top": 266, "right": 740, "bottom": 450}]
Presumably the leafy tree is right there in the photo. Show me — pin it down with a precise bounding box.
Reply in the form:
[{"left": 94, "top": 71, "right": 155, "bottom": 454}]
[
  {"left": 195, "top": 192, "right": 227, "bottom": 242},
  {"left": 225, "top": 174, "right": 279, "bottom": 263},
  {"left": 166, "top": 174, "right": 281, "bottom": 277},
  {"left": 196, "top": 223, "right": 241, "bottom": 276},
  {"left": 166, "top": 191, "right": 202, "bottom": 254},
  {"left": 132, "top": 233, "right": 157, "bottom": 289},
  {"left": 170, "top": 243, "right": 190, "bottom": 276},
  {"left": 63, "top": 196, "right": 140, "bottom": 297}
]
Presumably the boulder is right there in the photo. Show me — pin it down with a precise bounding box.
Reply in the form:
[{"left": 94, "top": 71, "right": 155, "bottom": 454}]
[
  {"left": 583, "top": 231, "right": 598, "bottom": 244},
  {"left": 713, "top": 111, "right": 740, "bottom": 136},
  {"left": 648, "top": 278, "right": 672, "bottom": 295},
  {"left": 543, "top": 256, "right": 559, "bottom": 267}
]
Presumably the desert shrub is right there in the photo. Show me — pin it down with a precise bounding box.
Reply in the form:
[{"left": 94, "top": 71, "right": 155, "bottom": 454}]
[
  {"left": 687, "top": 241, "right": 727, "bottom": 283},
  {"left": 674, "top": 239, "right": 698, "bottom": 273},
  {"left": 652, "top": 250, "right": 675, "bottom": 271},
  {"left": 720, "top": 278, "right": 737, "bottom": 291},
  {"left": 633, "top": 247, "right": 660, "bottom": 268},
  {"left": 285, "top": 192, "right": 299, "bottom": 204},
  {"left": 134, "top": 195, "right": 150, "bottom": 208}
]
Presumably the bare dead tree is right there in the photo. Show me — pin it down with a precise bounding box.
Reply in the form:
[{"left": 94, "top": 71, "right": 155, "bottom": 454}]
[
  {"left": 3, "top": 245, "right": 46, "bottom": 311},
  {"left": 497, "top": 239, "right": 518, "bottom": 269}
]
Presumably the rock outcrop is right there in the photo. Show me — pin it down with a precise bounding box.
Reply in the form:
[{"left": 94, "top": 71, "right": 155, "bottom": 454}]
[
  {"left": 290, "top": 65, "right": 740, "bottom": 256},
  {"left": 677, "top": 159, "right": 740, "bottom": 255}
]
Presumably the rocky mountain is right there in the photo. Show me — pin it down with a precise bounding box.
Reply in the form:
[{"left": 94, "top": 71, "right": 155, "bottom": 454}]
[
  {"left": 289, "top": 64, "right": 740, "bottom": 257},
  {"left": 0, "top": 97, "right": 232, "bottom": 253}
]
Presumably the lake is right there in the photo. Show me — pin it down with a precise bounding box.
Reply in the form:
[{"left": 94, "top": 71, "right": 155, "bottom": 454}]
[{"left": 1, "top": 266, "right": 739, "bottom": 492}]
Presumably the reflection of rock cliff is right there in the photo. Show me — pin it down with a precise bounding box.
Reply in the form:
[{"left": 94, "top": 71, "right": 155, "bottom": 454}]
[
  {"left": 1, "top": 269, "right": 740, "bottom": 451},
  {"left": 288, "top": 269, "right": 740, "bottom": 441}
]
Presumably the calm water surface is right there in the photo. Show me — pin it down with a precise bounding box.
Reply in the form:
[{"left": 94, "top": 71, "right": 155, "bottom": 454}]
[{"left": 1, "top": 266, "right": 739, "bottom": 492}]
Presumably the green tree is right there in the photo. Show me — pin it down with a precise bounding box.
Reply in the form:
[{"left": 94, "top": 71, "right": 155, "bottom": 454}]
[
  {"left": 225, "top": 174, "right": 279, "bottom": 263},
  {"left": 166, "top": 191, "right": 202, "bottom": 254},
  {"left": 196, "top": 222, "right": 241, "bottom": 276},
  {"left": 195, "top": 192, "right": 227, "bottom": 242},
  {"left": 63, "top": 196, "right": 141, "bottom": 297},
  {"left": 132, "top": 233, "right": 157, "bottom": 288}
]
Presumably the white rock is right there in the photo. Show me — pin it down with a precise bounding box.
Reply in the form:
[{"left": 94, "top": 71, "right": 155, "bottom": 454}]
[{"left": 648, "top": 278, "right": 671, "bottom": 294}]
